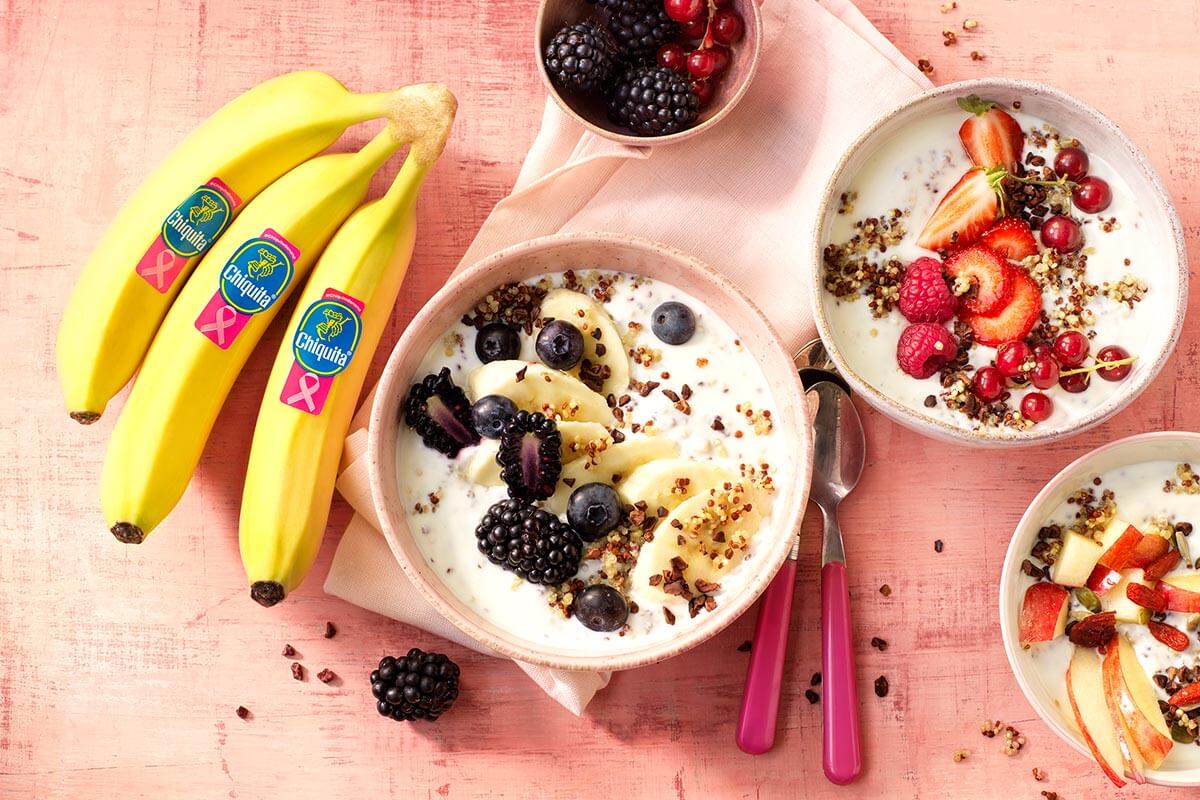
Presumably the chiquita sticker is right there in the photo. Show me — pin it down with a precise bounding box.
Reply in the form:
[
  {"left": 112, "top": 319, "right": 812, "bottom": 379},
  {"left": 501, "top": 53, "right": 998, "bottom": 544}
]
[
  {"left": 194, "top": 229, "right": 300, "bottom": 350},
  {"left": 136, "top": 178, "right": 240, "bottom": 293},
  {"left": 280, "top": 290, "right": 364, "bottom": 416}
]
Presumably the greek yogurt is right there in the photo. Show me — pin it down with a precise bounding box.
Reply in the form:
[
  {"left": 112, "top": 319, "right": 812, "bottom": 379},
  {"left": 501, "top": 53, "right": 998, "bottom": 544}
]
[{"left": 395, "top": 270, "right": 788, "bottom": 653}]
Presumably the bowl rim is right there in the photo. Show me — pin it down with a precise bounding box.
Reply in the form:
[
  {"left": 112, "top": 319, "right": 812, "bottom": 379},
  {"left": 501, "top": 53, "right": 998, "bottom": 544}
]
[
  {"left": 532, "top": 0, "right": 763, "bottom": 147},
  {"left": 807, "top": 77, "right": 1189, "bottom": 447},
  {"left": 998, "top": 430, "right": 1200, "bottom": 788},
  {"left": 365, "top": 230, "right": 812, "bottom": 671}
]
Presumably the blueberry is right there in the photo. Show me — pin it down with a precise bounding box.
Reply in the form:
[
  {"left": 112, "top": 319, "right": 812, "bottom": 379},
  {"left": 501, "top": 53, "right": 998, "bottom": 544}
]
[
  {"left": 535, "top": 320, "right": 584, "bottom": 370},
  {"left": 471, "top": 395, "right": 517, "bottom": 439},
  {"left": 475, "top": 322, "right": 521, "bottom": 363},
  {"left": 567, "top": 482, "right": 622, "bottom": 540},
  {"left": 574, "top": 584, "right": 628, "bottom": 632},
  {"left": 651, "top": 301, "right": 696, "bottom": 345}
]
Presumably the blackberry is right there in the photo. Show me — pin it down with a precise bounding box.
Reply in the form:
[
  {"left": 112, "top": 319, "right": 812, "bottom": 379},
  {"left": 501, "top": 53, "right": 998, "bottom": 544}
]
[
  {"left": 497, "top": 411, "right": 562, "bottom": 501},
  {"left": 475, "top": 497, "right": 584, "bottom": 585},
  {"left": 370, "top": 649, "right": 460, "bottom": 722},
  {"left": 403, "top": 368, "right": 480, "bottom": 456},
  {"left": 600, "top": 0, "right": 677, "bottom": 57},
  {"left": 543, "top": 21, "right": 619, "bottom": 93},
  {"left": 607, "top": 65, "right": 699, "bottom": 137}
]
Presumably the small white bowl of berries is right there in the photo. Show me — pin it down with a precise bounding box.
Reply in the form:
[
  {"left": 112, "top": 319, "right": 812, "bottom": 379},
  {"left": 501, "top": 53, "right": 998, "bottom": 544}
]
[
  {"left": 812, "top": 79, "right": 1188, "bottom": 445},
  {"left": 536, "top": 0, "right": 761, "bottom": 144}
]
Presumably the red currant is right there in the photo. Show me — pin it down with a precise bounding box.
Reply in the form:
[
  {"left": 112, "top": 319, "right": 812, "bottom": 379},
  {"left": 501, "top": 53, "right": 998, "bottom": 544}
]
[
  {"left": 1059, "top": 372, "right": 1091, "bottom": 393},
  {"left": 973, "top": 366, "right": 1005, "bottom": 402},
  {"left": 686, "top": 49, "right": 718, "bottom": 78},
  {"left": 1029, "top": 355, "right": 1060, "bottom": 390},
  {"left": 1040, "top": 215, "right": 1083, "bottom": 253},
  {"left": 712, "top": 9, "right": 745, "bottom": 44},
  {"left": 1053, "top": 330, "right": 1089, "bottom": 367},
  {"left": 1021, "top": 392, "right": 1053, "bottom": 423},
  {"left": 1096, "top": 345, "right": 1132, "bottom": 381},
  {"left": 657, "top": 42, "right": 686, "bottom": 71},
  {"left": 713, "top": 0, "right": 733, "bottom": 7},
  {"left": 709, "top": 44, "right": 731, "bottom": 73},
  {"left": 680, "top": 15, "right": 709, "bottom": 39},
  {"left": 664, "top": 0, "right": 705, "bottom": 23},
  {"left": 1073, "top": 176, "right": 1112, "bottom": 214},
  {"left": 690, "top": 78, "right": 715, "bottom": 107},
  {"left": 1053, "top": 147, "right": 1089, "bottom": 182},
  {"left": 995, "top": 341, "right": 1032, "bottom": 379},
  {"left": 1032, "top": 343, "right": 1054, "bottom": 360}
]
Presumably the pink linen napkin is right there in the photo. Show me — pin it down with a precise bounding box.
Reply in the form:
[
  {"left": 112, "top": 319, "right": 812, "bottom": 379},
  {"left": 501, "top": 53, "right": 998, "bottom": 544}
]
[{"left": 324, "top": 0, "right": 931, "bottom": 715}]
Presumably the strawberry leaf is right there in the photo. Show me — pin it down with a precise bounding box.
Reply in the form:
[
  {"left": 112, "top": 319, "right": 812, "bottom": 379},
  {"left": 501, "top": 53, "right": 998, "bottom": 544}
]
[{"left": 957, "top": 94, "right": 998, "bottom": 116}]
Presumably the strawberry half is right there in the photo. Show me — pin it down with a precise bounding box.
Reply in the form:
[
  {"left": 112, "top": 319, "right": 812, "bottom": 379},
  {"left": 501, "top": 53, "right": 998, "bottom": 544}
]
[
  {"left": 958, "top": 94, "right": 1024, "bottom": 172},
  {"left": 916, "top": 166, "right": 1005, "bottom": 252},
  {"left": 980, "top": 217, "right": 1038, "bottom": 261},
  {"left": 959, "top": 268, "right": 1042, "bottom": 346},
  {"left": 944, "top": 245, "right": 1013, "bottom": 315}
]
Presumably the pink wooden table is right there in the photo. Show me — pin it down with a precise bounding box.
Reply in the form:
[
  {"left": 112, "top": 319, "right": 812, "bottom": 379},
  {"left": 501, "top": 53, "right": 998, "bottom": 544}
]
[{"left": 3, "top": 1, "right": 1198, "bottom": 797}]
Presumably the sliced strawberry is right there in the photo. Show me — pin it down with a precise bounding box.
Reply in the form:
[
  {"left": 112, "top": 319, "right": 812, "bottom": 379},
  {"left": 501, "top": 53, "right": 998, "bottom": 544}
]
[
  {"left": 1144, "top": 549, "right": 1182, "bottom": 582},
  {"left": 916, "top": 167, "right": 1005, "bottom": 252},
  {"left": 1126, "top": 582, "right": 1167, "bottom": 612},
  {"left": 1149, "top": 621, "right": 1190, "bottom": 653},
  {"left": 959, "top": 268, "right": 1042, "bottom": 346},
  {"left": 1128, "top": 534, "right": 1171, "bottom": 568},
  {"left": 944, "top": 245, "right": 1013, "bottom": 315},
  {"left": 958, "top": 94, "right": 1024, "bottom": 172},
  {"left": 980, "top": 217, "right": 1038, "bottom": 261},
  {"left": 1169, "top": 681, "right": 1200, "bottom": 707}
]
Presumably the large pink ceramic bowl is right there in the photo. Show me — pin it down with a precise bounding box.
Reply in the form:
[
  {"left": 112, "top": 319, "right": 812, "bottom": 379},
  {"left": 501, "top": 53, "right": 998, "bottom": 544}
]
[{"left": 366, "top": 232, "right": 811, "bottom": 671}]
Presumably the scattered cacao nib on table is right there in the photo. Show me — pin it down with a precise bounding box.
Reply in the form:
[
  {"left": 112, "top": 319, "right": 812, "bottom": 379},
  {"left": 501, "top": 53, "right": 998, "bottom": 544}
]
[
  {"left": 291, "top": 662, "right": 305, "bottom": 681},
  {"left": 324, "top": 621, "right": 337, "bottom": 639},
  {"left": 281, "top": 643, "right": 296, "bottom": 658},
  {"left": 235, "top": 706, "right": 250, "bottom": 720}
]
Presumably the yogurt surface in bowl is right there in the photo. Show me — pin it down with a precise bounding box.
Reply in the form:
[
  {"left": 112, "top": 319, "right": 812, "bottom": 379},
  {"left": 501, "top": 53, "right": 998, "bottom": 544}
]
[
  {"left": 817, "top": 91, "right": 1178, "bottom": 441},
  {"left": 394, "top": 270, "right": 789, "bottom": 654}
]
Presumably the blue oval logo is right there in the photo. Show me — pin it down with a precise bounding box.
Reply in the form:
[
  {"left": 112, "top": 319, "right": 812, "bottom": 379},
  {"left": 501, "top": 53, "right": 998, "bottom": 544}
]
[
  {"left": 162, "top": 186, "right": 232, "bottom": 258},
  {"left": 293, "top": 299, "right": 363, "bottom": 376},
  {"left": 219, "top": 238, "right": 295, "bottom": 315}
]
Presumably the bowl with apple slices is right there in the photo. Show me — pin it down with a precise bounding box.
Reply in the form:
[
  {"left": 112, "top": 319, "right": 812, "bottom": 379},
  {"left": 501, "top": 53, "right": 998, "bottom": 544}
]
[{"left": 1001, "top": 431, "right": 1200, "bottom": 787}]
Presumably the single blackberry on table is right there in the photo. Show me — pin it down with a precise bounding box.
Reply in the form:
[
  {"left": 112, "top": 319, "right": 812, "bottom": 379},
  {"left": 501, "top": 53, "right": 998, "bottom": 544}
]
[
  {"left": 497, "top": 410, "right": 562, "bottom": 501},
  {"left": 403, "top": 367, "right": 480, "bottom": 456},
  {"left": 543, "top": 21, "right": 619, "bottom": 93},
  {"left": 370, "top": 649, "right": 460, "bottom": 722},
  {"left": 607, "top": 65, "right": 699, "bottom": 137},
  {"left": 475, "top": 498, "right": 584, "bottom": 585},
  {"left": 601, "top": 0, "right": 678, "bottom": 57}
]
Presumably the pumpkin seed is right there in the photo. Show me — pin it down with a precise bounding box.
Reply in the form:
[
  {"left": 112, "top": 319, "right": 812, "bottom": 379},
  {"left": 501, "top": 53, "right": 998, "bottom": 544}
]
[{"left": 1074, "top": 587, "right": 1102, "bottom": 614}]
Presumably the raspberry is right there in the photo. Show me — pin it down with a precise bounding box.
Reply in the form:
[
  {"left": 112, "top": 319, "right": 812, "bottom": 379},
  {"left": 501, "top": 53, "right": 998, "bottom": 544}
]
[
  {"left": 896, "top": 323, "right": 958, "bottom": 379},
  {"left": 898, "top": 258, "right": 956, "bottom": 323}
]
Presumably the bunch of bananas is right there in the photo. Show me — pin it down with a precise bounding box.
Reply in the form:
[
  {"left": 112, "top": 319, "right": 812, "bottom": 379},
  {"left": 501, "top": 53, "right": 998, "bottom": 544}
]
[{"left": 56, "top": 71, "right": 457, "bottom": 605}]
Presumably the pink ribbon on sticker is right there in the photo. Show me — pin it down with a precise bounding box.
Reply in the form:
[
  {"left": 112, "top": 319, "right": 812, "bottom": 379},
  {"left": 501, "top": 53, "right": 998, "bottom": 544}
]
[
  {"left": 285, "top": 371, "right": 322, "bottom": 413},
  {"left": 198, "top": 304, "right": 238, "bottom": 347},
  {"left": 138, "top": 248, "right": 176, "bottom": 290}
]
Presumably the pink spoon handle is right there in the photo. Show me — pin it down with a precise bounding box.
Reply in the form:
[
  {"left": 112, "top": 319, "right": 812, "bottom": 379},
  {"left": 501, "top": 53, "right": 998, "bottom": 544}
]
[
  {"left": 735, "top": 558, "right": 798, "bottom": 754},
  {"left": 821, "top": 560, "right": 861, "bottom": 784}
]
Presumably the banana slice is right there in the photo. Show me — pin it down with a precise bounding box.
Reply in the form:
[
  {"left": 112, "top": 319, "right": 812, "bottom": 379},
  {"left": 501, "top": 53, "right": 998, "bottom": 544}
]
[
  {"left": 467, "top": 360, "right": 614, "bottom": 425},
  {"left": 617, "top": 458, "right": 738, "bottom": 515},
  {"left": 539, "top": 288, "right": 630, "bottom": 397},
  {"left": 459, "top": 420, "right": 610, "bottom": 486},
  {"left": 629, "top": 479, "right": 771, "bottom": 607},
  {"left": 546, "top": 435, "right": 679, "bottom": 513}
]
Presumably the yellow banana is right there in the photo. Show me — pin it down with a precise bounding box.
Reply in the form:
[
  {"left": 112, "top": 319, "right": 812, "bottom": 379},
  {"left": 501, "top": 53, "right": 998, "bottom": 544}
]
[
  {"left": 238, "top": 84, "right": 456, "bottom": 606},
  {"left": 101, "top": 117, "right": 414, "bottom": 545},
  {"left": 57, "top": 70, "right": 413, "bottom": 423}
]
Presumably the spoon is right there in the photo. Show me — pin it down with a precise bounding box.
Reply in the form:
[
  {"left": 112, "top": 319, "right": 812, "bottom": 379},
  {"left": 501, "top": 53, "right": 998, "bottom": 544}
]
[{"left": 736, "top": 376, "right": 865, "bottom": 769}]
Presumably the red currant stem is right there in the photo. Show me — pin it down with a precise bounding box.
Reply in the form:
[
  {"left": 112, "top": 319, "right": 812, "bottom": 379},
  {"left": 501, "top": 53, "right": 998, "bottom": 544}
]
[
  {"left": 1058, "top": 356, "right": 1137, "bottom": 377},
  {"left": 701, "top": 0, "right": 717, "bottom": 49}
]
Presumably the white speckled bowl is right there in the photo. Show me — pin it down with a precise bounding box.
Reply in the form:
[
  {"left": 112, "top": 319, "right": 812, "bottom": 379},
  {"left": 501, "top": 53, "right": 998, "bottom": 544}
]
[
  {"left": 1000, "top": 431, "right": 1200, "bottom": 787},
  {"left": 366, "top": 232, "right": 811, "bottom": 671},
  {"left": 810, "top": 78, "right": 1187, "bottom": 447}
]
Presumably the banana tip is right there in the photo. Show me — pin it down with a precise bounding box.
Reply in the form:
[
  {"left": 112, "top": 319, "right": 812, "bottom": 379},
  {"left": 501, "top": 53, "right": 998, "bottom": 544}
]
[
  {"left": 70, "top": 411, "right": 101, "bottom": 425},
  {"left": 250, "top": 581, "right": 286, "bottom": 607},
  {"left": 111, "top": 522, "right": 144, "bottom": 544}
]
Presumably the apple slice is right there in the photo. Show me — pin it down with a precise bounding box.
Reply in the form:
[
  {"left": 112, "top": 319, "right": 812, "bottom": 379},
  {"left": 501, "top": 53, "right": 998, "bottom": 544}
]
[
  {"left": 1101, "top": 570, "right": 1154, "bottom": 623},
  {"left": 1019, "top": 582, "right": 1069, "bottom": 645},
  {"left": 1051, "top": 531, "right": 1105, "bottom": 587},
  {"left": 1102, "top": 634, "right": 1173, "bottom": 770},
  {"left": 1066, "top": 646, "right": 1127, "bottom": 788},
  {"left": 1160, "top": 573, "right": 1200, "bottom": 612},
  {"left": 1128, "top": 533, "right": 1171, "bottom": 569},
  {"left": 1085, "top": 522, "right": 1143, "bottom": 593}
]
